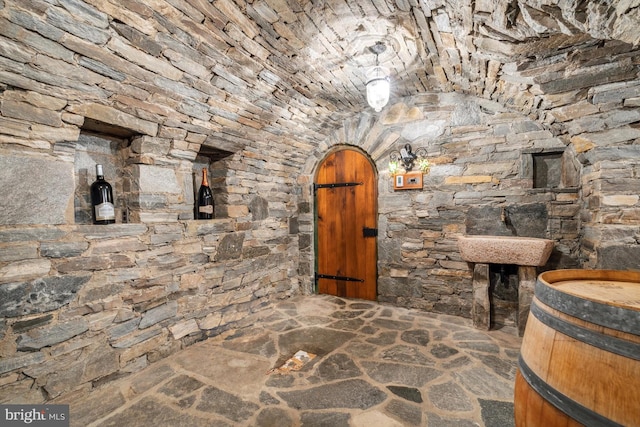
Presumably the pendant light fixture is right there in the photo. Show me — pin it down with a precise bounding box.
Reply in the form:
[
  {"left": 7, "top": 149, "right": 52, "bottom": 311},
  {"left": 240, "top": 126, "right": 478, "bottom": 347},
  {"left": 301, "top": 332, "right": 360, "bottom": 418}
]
[{"left": 366, "top": 42, "right": 390, "bottom": 112}]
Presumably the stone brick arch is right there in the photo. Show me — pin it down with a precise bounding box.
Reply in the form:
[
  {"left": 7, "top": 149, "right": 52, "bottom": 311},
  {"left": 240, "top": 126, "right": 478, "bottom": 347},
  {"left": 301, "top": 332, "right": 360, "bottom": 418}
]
[
  {"left": 298, "top": 118, "right": 383, "bottom": 294},
  {"left": 297, "top": 92, "right": 491, "bottom": 294}
]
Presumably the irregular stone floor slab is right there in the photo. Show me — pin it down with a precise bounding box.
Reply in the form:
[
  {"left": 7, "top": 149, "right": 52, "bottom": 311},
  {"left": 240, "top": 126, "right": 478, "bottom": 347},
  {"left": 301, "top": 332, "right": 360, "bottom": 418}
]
[{"left": 57, "top": 295, "right": 522, "bottom": 426}]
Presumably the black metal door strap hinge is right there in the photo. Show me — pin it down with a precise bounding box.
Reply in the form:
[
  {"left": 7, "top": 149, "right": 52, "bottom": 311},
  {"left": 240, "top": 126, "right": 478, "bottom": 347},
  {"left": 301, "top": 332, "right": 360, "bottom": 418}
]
[
  {"left": 314, "top": 182, "right": 362, "bottom": 193},
  {"left": 315, "top": 273, "right": 364, "bottom": 282}
]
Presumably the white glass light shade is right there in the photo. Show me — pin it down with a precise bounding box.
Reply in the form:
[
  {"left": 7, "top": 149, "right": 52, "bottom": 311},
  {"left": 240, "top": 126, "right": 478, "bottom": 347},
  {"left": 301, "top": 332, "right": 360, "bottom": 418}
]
[{"left": 366, "top": 66, "right": 390, "bottom": 112}]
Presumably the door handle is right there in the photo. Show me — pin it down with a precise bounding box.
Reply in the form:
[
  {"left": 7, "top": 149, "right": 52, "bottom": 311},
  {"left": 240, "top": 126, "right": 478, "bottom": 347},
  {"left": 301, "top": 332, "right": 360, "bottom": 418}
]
[{"left": 363, "top": 227, "right": 378, "bottom": 237}]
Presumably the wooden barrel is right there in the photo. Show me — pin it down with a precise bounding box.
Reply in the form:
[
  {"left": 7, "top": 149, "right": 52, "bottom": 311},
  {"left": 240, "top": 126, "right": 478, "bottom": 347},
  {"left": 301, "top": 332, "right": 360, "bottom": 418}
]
[{"left": 514, "top": 269, "right": 640, "bottom": 427}]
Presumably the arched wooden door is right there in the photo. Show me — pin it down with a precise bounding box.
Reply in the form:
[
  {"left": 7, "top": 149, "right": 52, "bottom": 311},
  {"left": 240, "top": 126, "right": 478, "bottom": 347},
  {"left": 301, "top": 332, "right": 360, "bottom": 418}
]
[{"left": 315, "top": 148, "right": 377, "bottom": 300}]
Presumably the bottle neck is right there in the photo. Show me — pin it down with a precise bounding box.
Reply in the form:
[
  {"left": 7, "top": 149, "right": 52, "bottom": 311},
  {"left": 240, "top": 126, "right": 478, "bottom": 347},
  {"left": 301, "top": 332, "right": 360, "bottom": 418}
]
[
  {"left": 96, "top": 164, "right": 105, "bottom": 180},
  {"left": 201, "top": 168, "right": 209, "bottom": 187}
]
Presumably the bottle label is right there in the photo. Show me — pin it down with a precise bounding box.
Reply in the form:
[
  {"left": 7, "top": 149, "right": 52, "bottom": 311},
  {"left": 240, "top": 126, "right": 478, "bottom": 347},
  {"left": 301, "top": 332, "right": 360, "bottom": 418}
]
[
  {"left": 95, "top": 202, "right": 116, "bottom": 221},
  {"left": 198, "top": 205, "right": 213, "bottom": 214}
]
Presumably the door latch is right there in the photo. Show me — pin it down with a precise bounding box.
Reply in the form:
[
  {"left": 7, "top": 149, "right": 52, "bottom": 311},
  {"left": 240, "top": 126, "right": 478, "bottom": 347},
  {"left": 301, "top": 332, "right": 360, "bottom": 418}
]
[{"left": 363, "top": 227, "right": 378, "bottom": 237}]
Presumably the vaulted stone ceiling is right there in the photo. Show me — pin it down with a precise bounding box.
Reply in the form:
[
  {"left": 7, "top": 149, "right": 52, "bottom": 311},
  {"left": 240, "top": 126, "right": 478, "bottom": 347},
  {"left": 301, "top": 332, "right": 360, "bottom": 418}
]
[
  {"left": 229, "top": 0, "right": 639, "bottom": 128},
  {"left": 2, "top": 0, "right": 638, "bottom": 158},
  {"left": 172, "top": 0, "right": 640, "bottom": 155}
]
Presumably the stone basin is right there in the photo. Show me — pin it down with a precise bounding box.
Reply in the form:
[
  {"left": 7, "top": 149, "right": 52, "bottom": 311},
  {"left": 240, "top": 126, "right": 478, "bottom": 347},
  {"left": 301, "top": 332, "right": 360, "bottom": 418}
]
[{"left": 458, "top": 235, "right": 554, "bottom": 267}]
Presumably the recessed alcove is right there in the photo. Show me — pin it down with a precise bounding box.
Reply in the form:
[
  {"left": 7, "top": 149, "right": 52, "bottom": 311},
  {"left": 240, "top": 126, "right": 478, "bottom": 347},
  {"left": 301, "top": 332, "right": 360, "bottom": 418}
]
[
  {"left": 522, "top": 147, "right": 580, "bottom": 190},
  {"left": 74, "top": 131, "right": 131, "bottom": 224},
  {"left": 192, "top": 145, "right": 234, "bottom": 220},
  {"left": 72, "top": 119, "right": 237, "bottom": 223},
  {"left": 533, "top": 151, "right": 562, "bottom": 188}
]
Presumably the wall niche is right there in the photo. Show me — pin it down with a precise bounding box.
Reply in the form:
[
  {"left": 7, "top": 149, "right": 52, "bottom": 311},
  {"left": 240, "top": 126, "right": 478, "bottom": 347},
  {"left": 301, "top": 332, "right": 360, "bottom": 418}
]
[
  {"left": 1, "top": 116, "right": 237, "bottom": 226},
  {"left": 522, "top": 147, "right": 580, "bottom": 190},
  {"left": 74, "top": 120, "right": 237, "bottom": 223},
  {"left": 192, "top": 144, "right": 234, "bottom": 220},
  {"left": 533, "top": 152, "right": 562, "bottom": 188},
  {"left": 74, "top": 130, "right": 131, "bottom": 224}
]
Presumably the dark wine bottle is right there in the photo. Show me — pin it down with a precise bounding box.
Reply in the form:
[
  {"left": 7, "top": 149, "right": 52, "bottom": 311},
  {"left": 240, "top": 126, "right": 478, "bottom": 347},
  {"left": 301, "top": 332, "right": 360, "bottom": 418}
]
[
  {"left": 197, "top": 168, "right": 214, "bottom": 219},
  {"left": 90, "top": 164, "right": 116, "bottom": 225}
]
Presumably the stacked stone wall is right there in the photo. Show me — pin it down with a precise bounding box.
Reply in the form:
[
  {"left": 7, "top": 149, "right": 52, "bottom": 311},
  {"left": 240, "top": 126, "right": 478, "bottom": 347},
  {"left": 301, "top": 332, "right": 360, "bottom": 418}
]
[
  {"left": 300, "top": 83, "right": 640, "bottom": 318},
  {"left": 0, "top": 0, "right": 313, "bottom": 227},
  {"left": 377, "top": 94, "right": 581, "bottom": 316},
  {"left": 0, "top": 0, "right": 310, "bottom": 402},
  {"left": 0, "top": 219, "right": 299, "bottom": 402}
]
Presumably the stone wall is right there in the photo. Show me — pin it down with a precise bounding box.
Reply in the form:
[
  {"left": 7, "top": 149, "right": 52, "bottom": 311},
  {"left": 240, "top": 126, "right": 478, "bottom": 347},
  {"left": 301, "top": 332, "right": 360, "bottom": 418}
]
[
  {"left": 494, "top": 43, "right": 640, "bottom": 271},
  {"left": 299, "top": 84, "right": 640, "bottom": 318},
  {"left": 298, "top": 93, "right": 578, "bottom": 317},
  {"left": 0, "top": 219, "right": 298, "bottom": 402},
  {"left": 0, "top": 0, "right": 305, "bottom": 403}
]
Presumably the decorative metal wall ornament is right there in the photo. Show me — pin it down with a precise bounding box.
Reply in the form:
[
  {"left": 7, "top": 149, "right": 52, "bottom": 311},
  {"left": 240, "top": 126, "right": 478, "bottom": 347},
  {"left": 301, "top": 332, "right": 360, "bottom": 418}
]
[
  {"left": 389, "top": 144, "right": 429, "bottom": 173},
  {"left": 366, "top": 42, "right": 390, "bottom": 112}
]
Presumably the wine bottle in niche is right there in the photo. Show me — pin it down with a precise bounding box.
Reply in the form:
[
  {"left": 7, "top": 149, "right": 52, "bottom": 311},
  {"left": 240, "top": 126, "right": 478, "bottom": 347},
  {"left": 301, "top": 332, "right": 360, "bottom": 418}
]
[
  {"left": 197, "top": 168, "right": 214, "bottom": 219},
  {"left": 90, "top": 164, "right": 116, "bottom": 224}
]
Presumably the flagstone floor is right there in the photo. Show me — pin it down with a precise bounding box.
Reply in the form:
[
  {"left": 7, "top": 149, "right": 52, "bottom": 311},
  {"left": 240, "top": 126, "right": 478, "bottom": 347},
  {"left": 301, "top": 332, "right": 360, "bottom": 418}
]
[{"left": 58, "top": 295, "right": 522, "bottom": 427}]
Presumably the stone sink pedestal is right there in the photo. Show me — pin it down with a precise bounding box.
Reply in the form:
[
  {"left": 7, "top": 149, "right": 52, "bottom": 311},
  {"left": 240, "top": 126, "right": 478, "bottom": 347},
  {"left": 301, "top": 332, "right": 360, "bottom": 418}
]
[{"left": 457, "top": 235, "right": 554, "bottom": 336}]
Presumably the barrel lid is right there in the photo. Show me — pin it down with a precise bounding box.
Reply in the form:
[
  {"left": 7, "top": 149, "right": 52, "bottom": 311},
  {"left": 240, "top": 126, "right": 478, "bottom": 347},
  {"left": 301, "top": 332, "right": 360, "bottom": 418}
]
[
  {"left": 547, "top": 279, "right": 640, "bottom": 311},
  {"left": 537, "top": 269, "right": 640, "bottom": 334}
]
